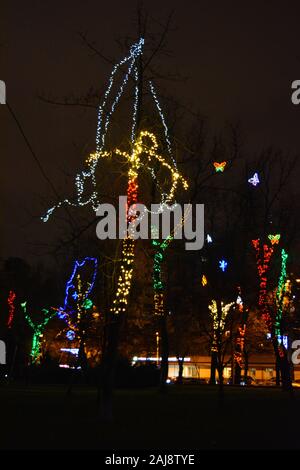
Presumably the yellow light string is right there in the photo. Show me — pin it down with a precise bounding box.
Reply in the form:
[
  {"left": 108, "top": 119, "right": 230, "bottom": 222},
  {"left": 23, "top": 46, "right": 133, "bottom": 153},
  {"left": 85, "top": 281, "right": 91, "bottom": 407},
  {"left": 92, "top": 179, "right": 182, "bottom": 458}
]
[
  {"left": 208, "top": 300, "right": 235, "bottom": 351},
  {"left": 94, "top": 131, "right": 189, "bottom": 315}
]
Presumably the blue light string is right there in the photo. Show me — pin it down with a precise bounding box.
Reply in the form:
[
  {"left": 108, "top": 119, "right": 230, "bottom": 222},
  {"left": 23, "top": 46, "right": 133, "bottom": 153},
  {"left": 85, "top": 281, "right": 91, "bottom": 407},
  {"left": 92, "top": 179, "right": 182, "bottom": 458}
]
[{"left": 57, "top": 257, "right": 98, "bottom": 320}]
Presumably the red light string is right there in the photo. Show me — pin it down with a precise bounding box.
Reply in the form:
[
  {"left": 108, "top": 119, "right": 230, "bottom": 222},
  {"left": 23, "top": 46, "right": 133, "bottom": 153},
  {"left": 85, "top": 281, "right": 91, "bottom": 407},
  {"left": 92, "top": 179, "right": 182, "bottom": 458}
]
[{"left": 7, "top": 290, "right": 16, "bottom": 328}]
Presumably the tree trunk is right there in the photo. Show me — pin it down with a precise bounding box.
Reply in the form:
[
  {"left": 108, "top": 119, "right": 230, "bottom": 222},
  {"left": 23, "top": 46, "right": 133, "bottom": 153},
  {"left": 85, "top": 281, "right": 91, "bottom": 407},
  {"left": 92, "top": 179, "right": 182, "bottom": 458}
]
[
  {"left": 275, "top": 355, "right": 281, "bottom": 386},
  {"left": 217, "top": 355, "right": 224, "bottom": 393},
  {"left": 100, "top": 314, "right": 123, "bottom": 421},
  {"left": 217, "top": 362, "right": 225, "bottom": 409},
  {"left": 159, "top": 315, "right": 169, "bottom": 392},
  {"left": 234, "top": 361, "right": 242, "bottom": 385},
  {"left": 244, "top": 351, "right": 249, "bottom": 379},
  {"left": 272, "top": 339, "right": 293, "bottom": 393},
  {"left": 177, "top": 357, "right": 184, "bottom": 384},
  {"left": 280, "top": 351, "right": 293, "bottom": 394},
  {"left": 209, "top": 350, "right": 218, "bottom": 385}
]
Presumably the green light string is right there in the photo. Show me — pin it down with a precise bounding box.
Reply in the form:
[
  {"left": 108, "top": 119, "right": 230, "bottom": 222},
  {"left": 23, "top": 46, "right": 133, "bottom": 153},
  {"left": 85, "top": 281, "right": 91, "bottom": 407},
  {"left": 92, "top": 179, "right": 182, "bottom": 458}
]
[
  {"left": 274, "top": 249, "right": 288, "bottom": 338},
  {"left": 21, "top": 301, "right": 55, "bottom": 363},
  {"left": 152, "top": 235, "right": 173, "bottom": 293}
]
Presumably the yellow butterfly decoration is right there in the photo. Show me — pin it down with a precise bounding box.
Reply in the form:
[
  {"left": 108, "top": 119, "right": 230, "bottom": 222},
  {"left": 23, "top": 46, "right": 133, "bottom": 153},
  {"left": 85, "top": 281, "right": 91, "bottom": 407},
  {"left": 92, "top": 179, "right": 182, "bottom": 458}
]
[
  {"left": 268, "top": 234, "right": 281, "bottom": 245},
  {"left": 213, "top": 161, "right": 227, "bottom": 173}
]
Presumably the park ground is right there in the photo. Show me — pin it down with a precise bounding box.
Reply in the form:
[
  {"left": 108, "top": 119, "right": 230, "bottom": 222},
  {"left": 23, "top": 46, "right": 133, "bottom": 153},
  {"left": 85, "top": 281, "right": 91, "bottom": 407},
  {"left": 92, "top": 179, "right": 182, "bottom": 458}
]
[{"left": 0, "top": 384, "right": 299, "bottom": 450}]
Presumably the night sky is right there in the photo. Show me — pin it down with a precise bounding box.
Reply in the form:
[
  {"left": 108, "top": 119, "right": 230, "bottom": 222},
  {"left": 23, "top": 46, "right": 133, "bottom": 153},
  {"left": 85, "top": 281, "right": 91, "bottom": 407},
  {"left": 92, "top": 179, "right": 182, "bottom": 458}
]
[{"left": 1, "top": 1, "right": 300, "bottom": 263}]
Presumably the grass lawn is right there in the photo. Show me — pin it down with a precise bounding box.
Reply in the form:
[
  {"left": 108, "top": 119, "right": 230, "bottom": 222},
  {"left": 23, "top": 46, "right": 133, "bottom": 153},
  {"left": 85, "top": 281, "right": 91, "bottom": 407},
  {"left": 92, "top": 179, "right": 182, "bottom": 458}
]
[{"left": 0, "top": 384, "right": 299, "bottom": 450}]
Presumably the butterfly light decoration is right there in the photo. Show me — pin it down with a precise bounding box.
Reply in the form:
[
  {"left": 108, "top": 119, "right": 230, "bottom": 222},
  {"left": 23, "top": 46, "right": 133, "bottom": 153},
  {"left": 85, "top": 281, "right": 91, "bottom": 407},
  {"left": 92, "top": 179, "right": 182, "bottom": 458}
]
[
  {"left": 268, "top": 234, "right": 281, "bottom": 245},
  {"left": 213, "top": 161, "right": 227, "bottom": 173},
  {"left": 248, "top": 172, "right": 260, "bottom": 186}
]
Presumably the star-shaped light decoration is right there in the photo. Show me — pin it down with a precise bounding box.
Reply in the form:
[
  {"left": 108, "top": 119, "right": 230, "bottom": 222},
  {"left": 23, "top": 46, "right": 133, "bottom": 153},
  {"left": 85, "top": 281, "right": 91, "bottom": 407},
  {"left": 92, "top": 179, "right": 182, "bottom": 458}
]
[{"left": 219, "top": 259, "right": 228, "bottom": 272}]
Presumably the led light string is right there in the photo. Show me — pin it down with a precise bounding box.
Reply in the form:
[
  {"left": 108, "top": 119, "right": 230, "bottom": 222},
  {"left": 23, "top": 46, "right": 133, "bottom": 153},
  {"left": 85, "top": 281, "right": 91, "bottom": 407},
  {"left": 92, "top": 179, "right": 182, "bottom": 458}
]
[
  {"left": 110, "top": 136, "right": 139, "bottom": 315},
  {"left": 208, "top": 300, "right": 235, "bottom": 352},
  {"left": 274, "top": 249, "right": 288, "bottom": 340},
  {"left": 252, "top": 238, "right": 275, "bottom": 331},
  {"left": 56, "top": 258, "right": 97, "bottom": 348},
  {"left": 42, "top": 39, "right": 144, "bottom": 221},
  {"left": 42, "top": 38, "right": 180, "bottom": 222},
  {"left": 64, "top": 274, "right": 93, "bottom": 351},
  {"left": 148, "top": 81, "right": 174, "bottom": 162},
  {"left": 7, "top": 290, "right": 16, "bottom": 328},
  {"left": 234, "top": 289, "right": 247, "bottom": 368},
  {"left": 96, "top": 38, "right": 144, "bottom": 151},
  {"left": 131, "top": 65, "right": 139, "bottom": 143},
  {"left": 152, "top": 235, "right": 173, "bottom": 316},
  {"left": 22, "top": 302, "right": 55, "bottom": 363},
  {"left": 151, "top": 201, "right": 191, "bottom": 317},
  {"left": 111, "top": 238, "right": 135, "bottom": 314},
  {"left": 111, "top": 131, "right": 188, "bottom": 207},
  {"left": 58, "top": 257, "right": 98, "bottom": 320},
  {"left": 107, "top": 131, "right": 188, "bottom": 315}
]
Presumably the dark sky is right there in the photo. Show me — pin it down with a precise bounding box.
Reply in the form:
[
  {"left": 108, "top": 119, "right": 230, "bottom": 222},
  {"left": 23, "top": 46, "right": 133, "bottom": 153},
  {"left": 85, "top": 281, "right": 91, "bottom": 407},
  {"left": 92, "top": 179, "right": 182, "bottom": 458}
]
[{"left": 1, "top": 0, "right": 300, "bottom": 263}]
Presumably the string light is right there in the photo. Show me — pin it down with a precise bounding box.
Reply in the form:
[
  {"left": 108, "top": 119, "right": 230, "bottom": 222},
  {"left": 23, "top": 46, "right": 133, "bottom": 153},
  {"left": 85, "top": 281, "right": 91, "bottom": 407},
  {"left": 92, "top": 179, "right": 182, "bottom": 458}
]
[
  {"left": 22, "top": 301, "right": 55, "bottom": 363},
  {"left": 93, "top": 131, "right": 188, "bottom": 208},
  {"left": 111, "top": 237, "right": 135, "bottom": 314},
  {"left": 202, "top": 275, "right": 208, "bottom": 287},
  {"left": 156, "top": 331, "right": 160, "bottom": 365},
  {"left": 58, "top": 257, "right": 97, "bottom": 320},
  {"left": 219, "top": 259, "right": 228, "bottom": 272},
  {"left": 151, "top": 207, "right": 189, "bottom": 318},
  {"left": 234, "top": 288, "right": 247, "bottom": 369},
  {"left": 110, "top": 132, "right": 187, "bottom": 315},
  {"left": 268, "top": 234, "right": 281, "bottom": 245},
  {"left": 41, "top": 39, "right": 144, "bottom": 221},
  {"left": 42, "top": 38, "right": 187, "bottom": 319},
  {"left": 207, "top": 234, "right": 213, "bottom": 243},
  {"left": 54, "top": 258, "right": 97, "bottom": 353},
  {"left": 209, "top": 300, "right": 235, "bottom": 351},
  {"left": 97, "top": 39, "right": 144, "bottom": 151},
  {"left": 248, "top": 172, "right": 260, "bottom": 186},
  {"left": 154, "top": 293, "right": 164, "bottom": 317},
  {"left": 41, "top": 38, "right": 182, "bottom": 222},
  {"left": 7, "top": 290, "right": 16, "bottom": 328},
  {"left": 151, "top": 235, "right": 173, "bottom": 316},
  {"left": 148, "top": 81, "right": 174, "bottom": 161},
  {"left": 60, "top": 348, "right": 79, "bottom": 355},
  {"left": 274, "top": 249, "right": 288, "bottom": 338},
  {"left": 213, "top": 162, "right": 227, "bottom": 173},
  {"left": 252, "top": 238, "right": 275, "bottom": 330}
]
